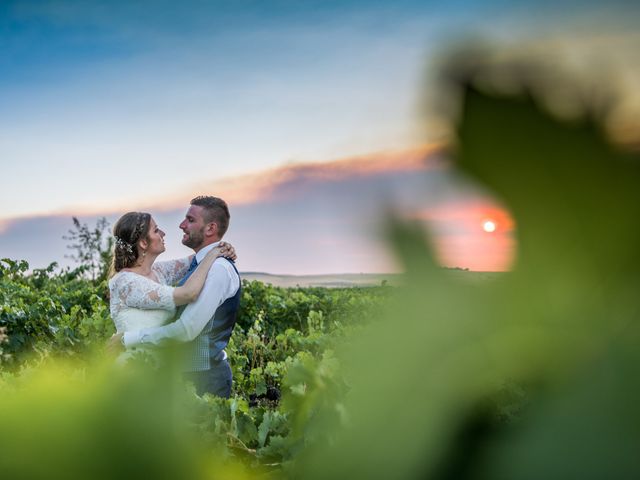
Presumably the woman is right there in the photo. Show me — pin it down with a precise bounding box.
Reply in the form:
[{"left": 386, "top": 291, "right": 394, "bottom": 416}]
[{"left": 108, "top": 211, "right": 235, "bottom": 357}]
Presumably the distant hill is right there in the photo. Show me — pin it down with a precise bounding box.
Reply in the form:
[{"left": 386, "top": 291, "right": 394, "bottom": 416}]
[
  {"left": 240, "top": 272, "right": 400, "bottom": 288},
  {"left": 240, "top": 270, "right": 502, "bottom": 288}
]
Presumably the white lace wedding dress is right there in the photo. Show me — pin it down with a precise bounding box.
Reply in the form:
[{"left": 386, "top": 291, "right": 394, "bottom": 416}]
[{"left": 109, "top": 257, "right": 192, "bottom": 361}]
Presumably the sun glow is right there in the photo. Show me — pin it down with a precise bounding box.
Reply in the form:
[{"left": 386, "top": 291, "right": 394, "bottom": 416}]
[{"left": 483, "top": 220, "right": 497, "bottom": 233}]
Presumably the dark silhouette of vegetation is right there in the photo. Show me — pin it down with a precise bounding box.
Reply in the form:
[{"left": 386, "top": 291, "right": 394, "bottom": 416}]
[{"left": 63, "top": 216, "right": 113, "bottom": 282}]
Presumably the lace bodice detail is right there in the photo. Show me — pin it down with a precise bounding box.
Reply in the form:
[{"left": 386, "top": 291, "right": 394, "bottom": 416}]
[
  {"left": 108, "top": 257, "right": 192, "bottom": 335},
  {"left": 109, "top": 272, "right": 175, "bottom": 334}
]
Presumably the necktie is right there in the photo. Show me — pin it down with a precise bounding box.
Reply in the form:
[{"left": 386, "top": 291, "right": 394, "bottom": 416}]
[{"left": 178, "top": 257, "right": 198, "bottom": 286}]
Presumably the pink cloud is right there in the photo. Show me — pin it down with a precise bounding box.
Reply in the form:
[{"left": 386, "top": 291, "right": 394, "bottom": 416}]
[{"left": 141, "top": 144, "right": 446, "bottom": 211}]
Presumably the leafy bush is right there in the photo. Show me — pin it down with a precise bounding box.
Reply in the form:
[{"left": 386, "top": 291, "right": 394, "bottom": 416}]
[{"left": 0, "top": 259, "right": 113, "bottom": 366}]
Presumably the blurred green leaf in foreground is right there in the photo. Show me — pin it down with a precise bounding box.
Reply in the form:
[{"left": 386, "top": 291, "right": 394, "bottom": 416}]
[{"left": 294, "top": 53, "right": 640, "bottom": 479}]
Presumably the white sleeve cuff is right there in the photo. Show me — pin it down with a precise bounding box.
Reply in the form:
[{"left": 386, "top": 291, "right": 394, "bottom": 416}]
[{"left": 123, "top": 330, "right": 142, "bottom": 348}]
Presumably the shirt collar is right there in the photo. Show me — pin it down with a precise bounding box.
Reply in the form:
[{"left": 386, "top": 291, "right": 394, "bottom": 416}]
[{"left": 194, "top": 241, "right": 221, "bottom": 264}]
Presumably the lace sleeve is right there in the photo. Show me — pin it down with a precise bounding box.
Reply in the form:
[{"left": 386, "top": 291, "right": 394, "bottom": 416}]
[
  {"left": 152, "top": 256, "right": 193, "bottom": 285},
  {"left": 110, "top": 272, "right": 175, "bottom": 312}
]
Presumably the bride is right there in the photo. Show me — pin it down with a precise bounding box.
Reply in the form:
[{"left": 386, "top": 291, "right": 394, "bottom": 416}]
[{"left": 107, "top": 211, "right": 235, "bottom": 359}]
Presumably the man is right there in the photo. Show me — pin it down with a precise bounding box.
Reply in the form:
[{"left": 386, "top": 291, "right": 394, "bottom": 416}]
[{"left": 110, "top": 196, "right": 241, "bottom": 398}]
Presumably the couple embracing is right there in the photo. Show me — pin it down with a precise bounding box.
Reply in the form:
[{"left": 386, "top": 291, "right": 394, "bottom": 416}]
[{"left": 107, "top": 195, "right": 241, "bottom": 398}]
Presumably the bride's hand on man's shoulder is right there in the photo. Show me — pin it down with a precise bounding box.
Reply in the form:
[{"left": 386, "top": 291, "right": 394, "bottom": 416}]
[{"left": 214, "top": 241, "right": 237, "bottom": 261}]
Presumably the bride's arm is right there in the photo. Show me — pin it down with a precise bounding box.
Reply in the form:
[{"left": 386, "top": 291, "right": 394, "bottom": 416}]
[
  {"left": 172, "top": 242, "right": 236, "bottom": 306},
  {"left": 153, "top": 256, "right": 193, "bottom": 285}
]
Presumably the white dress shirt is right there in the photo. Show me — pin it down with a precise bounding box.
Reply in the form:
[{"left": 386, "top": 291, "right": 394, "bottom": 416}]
[{"left": 123, "top": 242, "right": 240, "bottom": 348}]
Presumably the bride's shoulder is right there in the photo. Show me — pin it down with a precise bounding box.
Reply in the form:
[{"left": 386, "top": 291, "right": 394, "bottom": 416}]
[
  {"left": 109, "top": 270, "right": 133, "bottom": 280},
  {"left": 109, "top": 271, "right": 124, "bottom": 283},
  {"left": 109, "top": 270, "right": 139, "bottom": 289}
]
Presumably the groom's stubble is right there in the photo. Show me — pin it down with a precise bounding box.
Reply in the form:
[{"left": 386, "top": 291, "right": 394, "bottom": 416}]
[{"left": 182, "top": 227, "right": 205, "bottom": 250}]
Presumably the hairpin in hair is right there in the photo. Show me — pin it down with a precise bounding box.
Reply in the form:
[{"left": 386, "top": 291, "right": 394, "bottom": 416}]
[{"left": 114, "top": 236, "right": 134, "bottom": 255}]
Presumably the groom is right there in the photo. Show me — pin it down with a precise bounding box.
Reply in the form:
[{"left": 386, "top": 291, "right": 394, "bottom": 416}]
[{"left": 112, "top": 195, "right": 241, "bottom": 398}]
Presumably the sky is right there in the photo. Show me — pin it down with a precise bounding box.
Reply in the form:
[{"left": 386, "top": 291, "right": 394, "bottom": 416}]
[{"left": 1, "top": 0, "right": 639, "bottom": 274}]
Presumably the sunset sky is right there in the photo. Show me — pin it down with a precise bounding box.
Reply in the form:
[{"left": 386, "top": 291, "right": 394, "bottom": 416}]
[{"left": 1, "top": 0, "right": 638, "bottom": 274}]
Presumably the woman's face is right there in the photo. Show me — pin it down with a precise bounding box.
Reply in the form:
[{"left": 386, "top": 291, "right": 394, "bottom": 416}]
[{"left": 145, "top": 217, "right": 166, "bottom": 255}]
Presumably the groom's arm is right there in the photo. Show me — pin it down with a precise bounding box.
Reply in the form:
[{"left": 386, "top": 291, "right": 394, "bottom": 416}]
[{"left": 123, "top": 261, "right": 239, "bottom": 347}]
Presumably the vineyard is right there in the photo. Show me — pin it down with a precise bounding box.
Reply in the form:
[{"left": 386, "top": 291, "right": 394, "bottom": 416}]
[{"left": 0, "top": 257, "right": 391, "bottom": 475}]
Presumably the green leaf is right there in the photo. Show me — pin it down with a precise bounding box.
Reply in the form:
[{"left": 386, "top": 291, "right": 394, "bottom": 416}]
[{"left": 258, "top": 411, "right": 272, "bottom": 448}]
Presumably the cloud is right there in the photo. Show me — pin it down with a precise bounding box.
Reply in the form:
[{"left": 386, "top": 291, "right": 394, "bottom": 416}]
[
  {"left": 0, "top": 219, "right": 13, "bottom": 235},
  {"left": 141, "top": 144, "right": 447, "bottom": 210},
  {"left": 0, "top": 214, "right": 80, "bottom": 268},
  {"left": 0, "top": 145, "right": 513, "bottom": 274}
]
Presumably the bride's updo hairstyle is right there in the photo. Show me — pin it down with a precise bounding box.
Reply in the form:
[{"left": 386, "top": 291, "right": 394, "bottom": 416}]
[{"left": 110, "top": 212, "right": 152, "bottom": 276}]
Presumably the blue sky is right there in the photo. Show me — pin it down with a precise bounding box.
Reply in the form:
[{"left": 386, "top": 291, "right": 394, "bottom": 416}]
[{"left": 1, "top": 0, "right": 638, "bottom": 273}]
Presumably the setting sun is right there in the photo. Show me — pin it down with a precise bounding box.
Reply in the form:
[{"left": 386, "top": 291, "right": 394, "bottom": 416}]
[{"left": 483, "top": 220, "right": 496, "bottom": 233}]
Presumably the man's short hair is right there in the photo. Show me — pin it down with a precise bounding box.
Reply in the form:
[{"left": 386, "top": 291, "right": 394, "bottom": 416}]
[{"left": 191, "top": 196, "right": 230, "bottom": 237}]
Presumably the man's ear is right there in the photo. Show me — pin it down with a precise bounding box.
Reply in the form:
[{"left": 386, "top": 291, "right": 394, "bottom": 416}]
[{"left": 205, "top": 222, "right": 219, "bottom": 238}]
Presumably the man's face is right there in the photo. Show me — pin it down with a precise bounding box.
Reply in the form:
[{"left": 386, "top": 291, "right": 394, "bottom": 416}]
[{"left": 179, "top": 205, "right": 206, "bottom": 249}]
